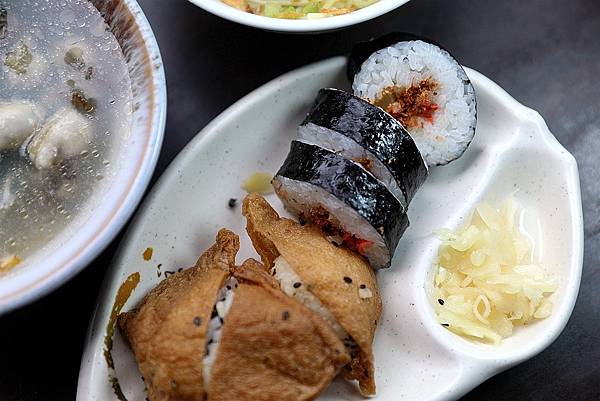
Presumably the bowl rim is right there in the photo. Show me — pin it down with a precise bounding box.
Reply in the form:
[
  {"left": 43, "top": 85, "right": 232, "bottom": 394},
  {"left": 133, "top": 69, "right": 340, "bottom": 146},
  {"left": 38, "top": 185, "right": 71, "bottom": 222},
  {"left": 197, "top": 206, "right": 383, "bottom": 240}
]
[
  {"left": 187, "top": 0, "right": 411, "bottom": 32},
  {"left": 0, "top": 0, "right": 167, "bottom": 315}
]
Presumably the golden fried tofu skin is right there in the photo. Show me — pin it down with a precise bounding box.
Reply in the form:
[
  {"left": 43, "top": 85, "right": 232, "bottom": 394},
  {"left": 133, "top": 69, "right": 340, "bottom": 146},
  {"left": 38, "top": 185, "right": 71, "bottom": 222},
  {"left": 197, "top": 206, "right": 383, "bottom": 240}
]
[
  {"left": 119, "top": 229, "right": 350, "bottom": 401},
  {"left": 242, "top": 193, "right": 383, "bottom": 396},
  {"left": 207, "top": 259, "right": 350, "bottom": 401},
  {"left": 118, "top": 229, "right": 239, "bottom": 401}
]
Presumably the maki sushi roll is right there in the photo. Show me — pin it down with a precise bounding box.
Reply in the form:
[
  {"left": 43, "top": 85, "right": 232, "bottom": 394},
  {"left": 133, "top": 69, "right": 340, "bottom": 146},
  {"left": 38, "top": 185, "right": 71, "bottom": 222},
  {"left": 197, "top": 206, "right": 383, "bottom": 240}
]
[
  {"left": 298, "top": 88, "right": 428, "bottom": 207},
  {"left": 272, "top": 140, "right": 408, "bottom": 269},
  {"left": 349, "top": 32, "right": 477, "bottom": 166}
]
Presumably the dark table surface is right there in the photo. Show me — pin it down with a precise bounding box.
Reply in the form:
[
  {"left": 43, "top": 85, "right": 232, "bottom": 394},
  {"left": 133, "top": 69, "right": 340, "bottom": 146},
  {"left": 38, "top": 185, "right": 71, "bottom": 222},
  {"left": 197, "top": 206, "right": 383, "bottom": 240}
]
[{"left": 1, "top": 0, "right": 599, "bottom": 400}]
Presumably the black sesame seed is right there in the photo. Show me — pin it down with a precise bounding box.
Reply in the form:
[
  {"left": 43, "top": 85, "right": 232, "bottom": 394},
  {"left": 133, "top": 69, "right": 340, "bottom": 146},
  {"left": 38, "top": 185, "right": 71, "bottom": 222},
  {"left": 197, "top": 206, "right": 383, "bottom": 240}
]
[
  {"left": 272, "top": 268, "right": 277, "bottom": 276},
  {"left": 359, "top": 284, "right": 366, "bottom": 289},
  {"left": 343, "top": 276, "right": 352, "bottom": 284},
  {"left": 228, "top": 198, "right": 237, "bottom": 208},
  {"left": 438, "top": 299, "right": 445, "bottom": 305},
  {"left": 332, "top": 241, "right": 339, "bottom": 247},
  {"left": 193, "top": 316, "right": 202, "bottom": 326},
  {"left": 282, "top": 310, "right": 290, "bottom": 320},
  {"left": 298, "top": 216, "right": 306, "bottom": 226},
  {"left": 441, "top": 323, "right": 449, "bottom": 327},
  {"left": 226, "top": 285, "right": 232, "bottom": 290},
  {"left": 293, "top": 282, "right": 301, "bottom": 288}
]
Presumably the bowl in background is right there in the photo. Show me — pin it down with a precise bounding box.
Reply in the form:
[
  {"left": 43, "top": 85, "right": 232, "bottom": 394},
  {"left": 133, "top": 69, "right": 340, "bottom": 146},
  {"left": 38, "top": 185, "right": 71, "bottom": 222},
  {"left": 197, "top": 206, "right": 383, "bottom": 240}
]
[
  {"left": 0, "top": 0, "right": 167, "bottom": 315},
  {"left": 187, "top": 0, "right": 412, "bottom": 33}
]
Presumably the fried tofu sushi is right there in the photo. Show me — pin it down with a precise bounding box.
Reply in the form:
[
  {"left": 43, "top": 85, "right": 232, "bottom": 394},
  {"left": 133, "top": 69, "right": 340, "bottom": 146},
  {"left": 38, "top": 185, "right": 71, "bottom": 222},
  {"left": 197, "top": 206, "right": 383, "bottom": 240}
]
[
  {"left": 209, "top": 259, "right": 350, "bottom": 401},
  {"left": 118, "top": 229, "right": 238, "bottom": 401},
  {"left": 118, "top": 229, "right": 349, "bottom": 401},
  {"left": 242, "top": 193, "right": 383, "bottom": 396}
]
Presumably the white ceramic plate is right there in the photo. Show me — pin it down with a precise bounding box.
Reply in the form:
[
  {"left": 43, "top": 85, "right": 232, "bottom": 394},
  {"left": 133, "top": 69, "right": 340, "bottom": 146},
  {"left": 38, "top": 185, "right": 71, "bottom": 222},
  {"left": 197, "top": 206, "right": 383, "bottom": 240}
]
[
  {"left": 187, "top": 0, "right": 411, "bottom": 33},
  {"left": 77, "top": 57, "right": 583, "bottom": 401}
]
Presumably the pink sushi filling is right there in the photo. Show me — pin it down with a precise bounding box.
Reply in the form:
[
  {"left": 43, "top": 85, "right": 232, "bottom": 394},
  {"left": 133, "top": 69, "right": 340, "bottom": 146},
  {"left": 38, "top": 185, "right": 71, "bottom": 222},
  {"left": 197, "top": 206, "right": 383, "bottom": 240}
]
[
  {"left": 300, "top": 206, "right": 374, "bottom": 256},
  {"left": 373, "top": 78, "right": 439, "bottom": 128}
]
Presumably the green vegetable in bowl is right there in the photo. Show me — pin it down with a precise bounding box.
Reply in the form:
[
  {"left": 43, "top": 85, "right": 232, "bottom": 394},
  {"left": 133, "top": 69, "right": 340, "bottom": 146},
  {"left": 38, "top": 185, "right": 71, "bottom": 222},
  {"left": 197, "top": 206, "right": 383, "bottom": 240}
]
[
  {"left": 64, "top": 46, "right": 86, "bottom": 70},
  {"left": 4, "top": 41, "right": 32, "bottom": 75},
  {"left": 223, "top": 0, "right": 378, "bottom": 19}
]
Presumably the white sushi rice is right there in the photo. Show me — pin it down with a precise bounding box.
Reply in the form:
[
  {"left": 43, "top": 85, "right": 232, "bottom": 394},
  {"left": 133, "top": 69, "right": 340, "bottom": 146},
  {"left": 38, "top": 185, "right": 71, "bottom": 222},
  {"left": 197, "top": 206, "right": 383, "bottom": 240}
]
[
  {"left": 202, "top": 277, "right": 238, "bottom": 389},
  {"left": 298, "top": 122, "right": 407, "bottom": 209},
  {"left": 272, "top": 256, "right": 348, "bottom": 339},
  {"left": 352, "top": 40, "right": 476, "bottom": 166},
  {"left": 273, "top": 176, "right": 390, "bottom": 269}
]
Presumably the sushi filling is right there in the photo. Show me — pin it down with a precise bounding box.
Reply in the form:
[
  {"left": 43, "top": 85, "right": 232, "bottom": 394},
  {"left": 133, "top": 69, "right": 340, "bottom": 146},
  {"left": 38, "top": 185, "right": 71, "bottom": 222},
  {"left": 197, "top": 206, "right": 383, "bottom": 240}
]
[
  {"left": 274, "top": 177, "right": 390, "bottom": 268},
  {"left": 299, "top": 206, "right": 374, "bottom": 255},
  {"left": 202, "top": 277, "right": 238, "bottom": 389},
  {"left": 372, "top": 78, "right": 439, "bottom": 128},
  {"left": 272, "top": 256, "right": 358, "bottom": 353}
]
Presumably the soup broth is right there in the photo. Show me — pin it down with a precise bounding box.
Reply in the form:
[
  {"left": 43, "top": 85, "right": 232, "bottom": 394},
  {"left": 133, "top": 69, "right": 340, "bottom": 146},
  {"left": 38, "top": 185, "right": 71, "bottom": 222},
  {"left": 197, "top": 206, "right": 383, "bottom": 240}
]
[{"left": 0, "top": 0, "right": 133, "bottom": 270}]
